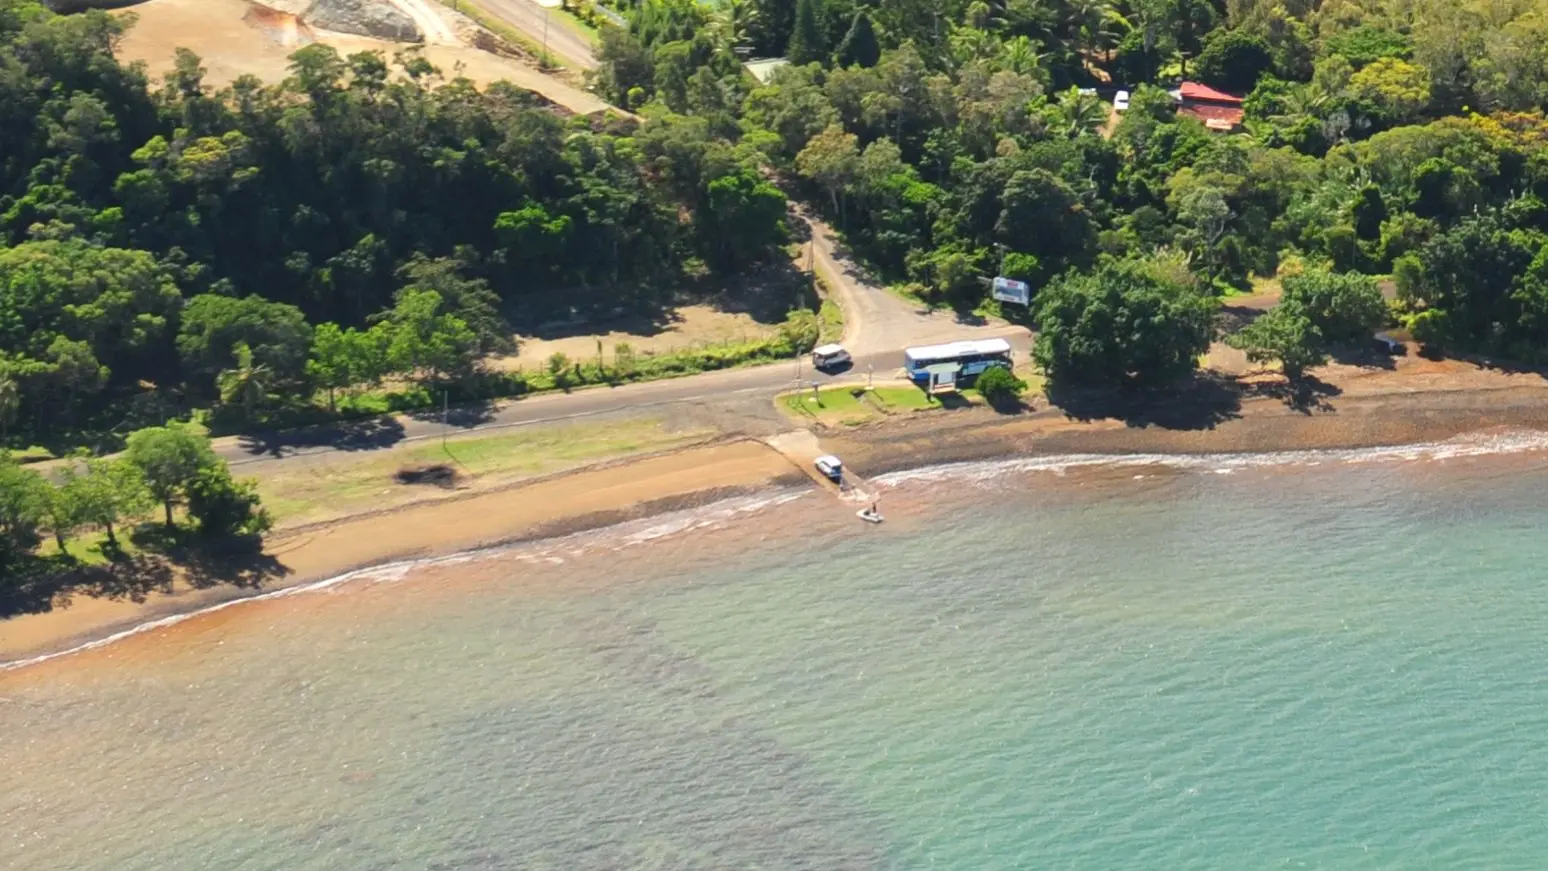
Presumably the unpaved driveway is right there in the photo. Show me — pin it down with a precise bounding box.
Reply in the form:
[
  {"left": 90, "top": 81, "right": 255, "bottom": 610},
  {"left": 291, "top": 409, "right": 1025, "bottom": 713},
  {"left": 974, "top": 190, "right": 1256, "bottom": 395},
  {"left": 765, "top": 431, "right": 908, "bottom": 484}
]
[{"left": 801, "top": 209, "right": 1029, "bottom": 356}]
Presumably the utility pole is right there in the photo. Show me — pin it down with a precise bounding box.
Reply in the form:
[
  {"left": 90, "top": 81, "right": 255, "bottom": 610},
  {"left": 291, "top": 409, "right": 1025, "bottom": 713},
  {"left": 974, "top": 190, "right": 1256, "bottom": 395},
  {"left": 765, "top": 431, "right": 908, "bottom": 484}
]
[
  {"left": 442, "top": 389, "right": 449, "bottom": 452},
  {"left": 542, "top": 8, "right": 550, "bottom": 69}
]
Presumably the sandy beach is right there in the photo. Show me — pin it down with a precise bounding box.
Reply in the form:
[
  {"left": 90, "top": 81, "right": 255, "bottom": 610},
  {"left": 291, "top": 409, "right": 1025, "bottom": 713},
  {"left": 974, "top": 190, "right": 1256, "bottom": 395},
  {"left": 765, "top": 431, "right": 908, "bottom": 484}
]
[
  {"left": 9, "top": 374, "right": 1548, "bottom": 665},
  {"left": 0, "top": 439, "right": 802, "bottom": 662}
]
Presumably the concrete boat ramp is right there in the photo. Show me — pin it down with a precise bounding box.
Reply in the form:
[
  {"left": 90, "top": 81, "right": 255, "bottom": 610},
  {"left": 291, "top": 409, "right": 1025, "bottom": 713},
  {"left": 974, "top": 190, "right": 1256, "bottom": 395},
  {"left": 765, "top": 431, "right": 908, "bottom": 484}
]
[{"left": 763, "top": 431, "right": 881, "bottom": 518}]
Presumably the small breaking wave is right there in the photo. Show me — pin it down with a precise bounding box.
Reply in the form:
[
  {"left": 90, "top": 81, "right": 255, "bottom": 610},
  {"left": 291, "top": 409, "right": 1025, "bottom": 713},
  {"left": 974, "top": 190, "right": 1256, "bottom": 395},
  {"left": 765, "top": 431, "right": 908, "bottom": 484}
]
[
  {"left": 0, "top": 489, "right": 810, "bottom": 673},
  {"left": 872, "top": 429, "right": 1548, "bottom": 487}
]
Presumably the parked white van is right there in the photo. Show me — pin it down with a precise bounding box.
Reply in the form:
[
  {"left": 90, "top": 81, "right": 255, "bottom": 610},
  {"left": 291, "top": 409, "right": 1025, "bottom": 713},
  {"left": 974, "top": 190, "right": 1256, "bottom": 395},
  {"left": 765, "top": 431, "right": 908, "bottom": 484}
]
[{"left": 811, "top": 343, "right": 852, "bottom": 370}]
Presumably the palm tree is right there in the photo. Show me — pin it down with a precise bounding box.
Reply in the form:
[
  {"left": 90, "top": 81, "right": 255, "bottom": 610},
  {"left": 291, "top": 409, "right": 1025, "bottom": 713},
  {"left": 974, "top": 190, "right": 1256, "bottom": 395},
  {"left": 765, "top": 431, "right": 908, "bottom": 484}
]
[
  {"left": 950, "top": 23, "right": 1000, "bottom": 65},
  {"left": 1274, "top": 83, "right": 1332, "bottom": 123},
  {"left": 217, "top": 342, "right": 274, "bottom": 423},
  {"left": 1063, "top": 0, "right": 1131, "bottom": 65},
  {"left": 1056, "top": 86, "right": 1110, "bottom": 137},
  {"left": 998, "top": 35, "right": 1050, "bottom": 78},
  {"left": 712, "top": 0, "right": 759, "bottom": 52}
]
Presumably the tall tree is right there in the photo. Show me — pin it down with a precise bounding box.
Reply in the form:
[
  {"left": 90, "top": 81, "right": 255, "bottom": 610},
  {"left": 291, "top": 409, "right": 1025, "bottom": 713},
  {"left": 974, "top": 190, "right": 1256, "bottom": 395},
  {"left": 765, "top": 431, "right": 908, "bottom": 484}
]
[
  {"left": 58, "top": 457, "right": 152, "bottom": 550},
  {"left": 836, "top": 11, "right": 881, "bottom": 68},
  {"left": 375, "top": 290, "right": 480, "bottom": 383},
  {"left": 177, "top": 295, "right": 313, "bottom": 395},
  {"left": 1280, "top": 269, "right": 1387, "bottom": 343},
  {"left": 124, "top": 423, "right": 218, "bottom": 528},
  {"left": 1034, "top": 256, "right": 1218, "bottom": 389},
  {"left": 697, "top": 171, "right": 788, "bottom": 272},
  {"left": 0, "top": 365, "right": 18, "bottom": 442},
  {"left": 0, "top": 452, "right": 49, "bottom": 566},
  {"left": 786, "top": 0, "right": 827, "bottom": 65},
  {"left": 796, "top": 124, "right": 860, "bottom": 219},
  {"left": 1228, "top": 303, "right": 1326, "bottom": 381},
  {"left": 215, "top": 342, "right": 275, "bottom": 423}
]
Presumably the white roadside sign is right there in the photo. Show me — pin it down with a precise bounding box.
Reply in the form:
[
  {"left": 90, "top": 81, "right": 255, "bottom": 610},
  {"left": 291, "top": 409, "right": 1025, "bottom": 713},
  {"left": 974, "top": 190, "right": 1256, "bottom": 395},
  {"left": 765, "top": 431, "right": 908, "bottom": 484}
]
[{"left": 992, "top": 276, "right": 1031, "bottom": 305}]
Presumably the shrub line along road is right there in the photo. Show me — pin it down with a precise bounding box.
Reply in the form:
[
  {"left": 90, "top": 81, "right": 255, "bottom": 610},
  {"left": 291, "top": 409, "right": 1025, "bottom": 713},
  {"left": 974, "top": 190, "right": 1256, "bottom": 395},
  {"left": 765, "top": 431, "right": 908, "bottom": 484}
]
[
  {"left": 211, "top": 22, "right": 1029, "bottom": 469},
  {"left": 217, "top": 217, "right": 1029, "bottom": 469}
]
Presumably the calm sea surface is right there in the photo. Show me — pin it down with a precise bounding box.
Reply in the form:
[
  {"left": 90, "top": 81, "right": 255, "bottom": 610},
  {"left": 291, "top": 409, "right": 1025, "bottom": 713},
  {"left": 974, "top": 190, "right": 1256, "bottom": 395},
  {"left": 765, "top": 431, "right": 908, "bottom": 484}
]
[{"left": 7, "top": 435, "right": 1548, "bottom": 869}]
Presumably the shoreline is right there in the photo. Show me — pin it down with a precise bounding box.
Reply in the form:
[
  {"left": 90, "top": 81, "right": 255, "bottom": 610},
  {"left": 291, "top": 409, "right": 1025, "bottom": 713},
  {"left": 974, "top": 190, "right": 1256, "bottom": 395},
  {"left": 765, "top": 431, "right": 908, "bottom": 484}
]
[{"left": 8, "top": 383, "right": 1548, "bottom": 666}]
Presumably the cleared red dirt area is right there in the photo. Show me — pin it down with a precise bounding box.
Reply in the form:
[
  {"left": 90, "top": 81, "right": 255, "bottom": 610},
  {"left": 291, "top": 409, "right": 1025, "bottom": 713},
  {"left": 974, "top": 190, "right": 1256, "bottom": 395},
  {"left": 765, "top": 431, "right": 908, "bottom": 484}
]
[{"left": 114, "top": 0, "right": 611, "bottom": 115}]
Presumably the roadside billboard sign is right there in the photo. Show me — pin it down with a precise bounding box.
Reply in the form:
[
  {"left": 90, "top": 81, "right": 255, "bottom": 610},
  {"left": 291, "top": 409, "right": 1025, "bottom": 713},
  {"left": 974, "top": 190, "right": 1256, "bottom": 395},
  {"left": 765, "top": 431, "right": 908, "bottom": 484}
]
[{"left": 992, "top": 276, "right": 1031, "bottom": 305}]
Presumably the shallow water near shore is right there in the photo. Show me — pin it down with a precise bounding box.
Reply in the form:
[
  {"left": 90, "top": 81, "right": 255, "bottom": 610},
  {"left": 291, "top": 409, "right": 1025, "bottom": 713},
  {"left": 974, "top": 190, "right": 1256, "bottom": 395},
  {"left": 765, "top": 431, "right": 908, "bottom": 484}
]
[{"left": 7, "top": 437, "right": 1548, "bottom": 869}]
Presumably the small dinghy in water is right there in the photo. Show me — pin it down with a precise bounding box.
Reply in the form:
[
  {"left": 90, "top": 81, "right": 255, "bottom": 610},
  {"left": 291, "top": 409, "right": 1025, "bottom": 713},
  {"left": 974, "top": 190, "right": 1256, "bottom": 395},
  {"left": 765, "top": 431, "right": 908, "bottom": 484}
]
[{"left": 857, "top": 508, "right": 884, "bottom": 524}]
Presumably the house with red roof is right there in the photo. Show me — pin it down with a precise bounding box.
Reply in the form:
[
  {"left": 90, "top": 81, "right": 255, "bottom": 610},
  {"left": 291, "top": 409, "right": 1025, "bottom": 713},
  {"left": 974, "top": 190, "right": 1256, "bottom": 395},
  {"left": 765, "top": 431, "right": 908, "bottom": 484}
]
[{"left": 1173, "top": 82, "right": 1245, "bottom": 132}]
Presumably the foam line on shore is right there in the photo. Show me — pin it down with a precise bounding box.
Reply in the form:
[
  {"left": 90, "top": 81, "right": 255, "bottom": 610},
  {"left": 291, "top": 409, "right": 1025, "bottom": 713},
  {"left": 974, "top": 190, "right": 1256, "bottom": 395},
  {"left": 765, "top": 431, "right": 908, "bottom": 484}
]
[
  {"left": 872, "top": 429, "right": 1548, "bottom": 487},
  {"left": 12, "top": 427, "right": 1548, "bottom": 673},
  {"left": 0, "top": 488, "right": 809, "bottom": 673}
]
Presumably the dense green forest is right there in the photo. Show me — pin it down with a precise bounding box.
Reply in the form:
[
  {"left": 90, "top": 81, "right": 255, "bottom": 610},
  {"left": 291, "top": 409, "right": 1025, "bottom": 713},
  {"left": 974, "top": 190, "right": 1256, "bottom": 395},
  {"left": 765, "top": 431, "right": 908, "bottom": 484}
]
[
  {"left": 12, "top": 0, "right": 1548, "bottom": 450},
  {"left": 596, "top": 0, "right": 1548, "bottom": 380},
  {"left": 0, "top": 0, "right": 799, "bottom": 450}
]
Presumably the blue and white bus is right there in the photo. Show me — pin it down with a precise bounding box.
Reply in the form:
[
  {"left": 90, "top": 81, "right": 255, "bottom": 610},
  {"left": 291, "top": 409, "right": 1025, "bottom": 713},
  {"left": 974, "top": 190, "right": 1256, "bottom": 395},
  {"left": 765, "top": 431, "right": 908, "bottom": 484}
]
[{"left": 903, "top": 338, "right": 1013, "bottom": 384}]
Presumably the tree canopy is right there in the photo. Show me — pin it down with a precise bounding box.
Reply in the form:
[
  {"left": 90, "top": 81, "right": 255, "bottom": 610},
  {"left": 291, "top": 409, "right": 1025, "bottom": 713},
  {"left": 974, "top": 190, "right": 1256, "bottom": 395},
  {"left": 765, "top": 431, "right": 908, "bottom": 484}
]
[
  {"left": 0, "top": 2, "right": 796, "bottom": 448},
  {"left": 1034, "top": 256, "right": 1218, "bottom": 388}
]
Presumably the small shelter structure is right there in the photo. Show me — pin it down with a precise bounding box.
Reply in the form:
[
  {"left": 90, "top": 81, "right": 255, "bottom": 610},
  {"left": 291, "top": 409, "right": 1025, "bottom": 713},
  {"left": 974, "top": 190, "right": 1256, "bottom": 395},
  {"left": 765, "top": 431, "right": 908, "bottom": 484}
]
[
  {"left": 924, "top": 362, "right": 962, "bottom": 394},
  {"left": 743, "top": 58, "right": 790, "bottom": 85}
]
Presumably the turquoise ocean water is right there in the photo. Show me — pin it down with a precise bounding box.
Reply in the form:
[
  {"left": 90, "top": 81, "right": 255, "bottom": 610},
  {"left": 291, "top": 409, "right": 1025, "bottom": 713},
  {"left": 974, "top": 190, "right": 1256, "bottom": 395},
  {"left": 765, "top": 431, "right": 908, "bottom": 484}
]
[{"left": 6, "top": 433, "right": 1548, "bottom": 869}]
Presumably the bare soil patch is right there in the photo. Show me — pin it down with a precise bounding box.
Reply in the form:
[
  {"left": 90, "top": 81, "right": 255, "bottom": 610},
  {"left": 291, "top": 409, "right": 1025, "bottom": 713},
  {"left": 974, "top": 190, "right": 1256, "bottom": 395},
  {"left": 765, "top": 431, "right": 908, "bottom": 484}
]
[
  {"left": 493, "top": 305, "right": 783, "bottom": 371},
  {"left": 113, "top": 0, "right": 610, "bottom": 114}
]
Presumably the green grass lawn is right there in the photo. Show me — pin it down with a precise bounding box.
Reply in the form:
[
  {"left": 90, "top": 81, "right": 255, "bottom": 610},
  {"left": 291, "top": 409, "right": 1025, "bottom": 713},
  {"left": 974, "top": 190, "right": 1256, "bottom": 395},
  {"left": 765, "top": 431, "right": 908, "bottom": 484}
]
[
  {"left": 818, "top": 298, "right": 844, "bottom": 343},
  {"left": 780, "top": 368, "right": 1046, "bottom": 426},
  {"left": 781, "top": 386, "right": 877, "bottom": 426},
  {"left": 35, "top": 528, "right": 132, "bottom": 567},
  {"left": 779, "top": 383, "right": 981, "bottom": 425},
  {"left": 256, "top": 417, "right": 710, "bottom": 526},
  {"left": 872, "top": 386, "right": 941, "bottom": 409}
]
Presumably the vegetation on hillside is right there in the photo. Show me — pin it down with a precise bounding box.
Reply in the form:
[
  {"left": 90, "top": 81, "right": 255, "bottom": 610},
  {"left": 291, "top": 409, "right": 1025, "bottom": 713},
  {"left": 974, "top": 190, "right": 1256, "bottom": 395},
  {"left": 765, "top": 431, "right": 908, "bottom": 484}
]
[
  {"left": 596, "top": 0, "right": 1548, "bottom": 388},
  {"left": 0, "top": 0, "right": 801, "bottom": 452}
]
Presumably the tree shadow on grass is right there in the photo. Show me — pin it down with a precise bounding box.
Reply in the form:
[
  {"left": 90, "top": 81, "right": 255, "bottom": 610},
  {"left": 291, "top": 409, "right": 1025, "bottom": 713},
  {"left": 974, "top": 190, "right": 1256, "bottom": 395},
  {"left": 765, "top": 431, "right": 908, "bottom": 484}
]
[
  {"left": 236, "top": 414, "right": 406, "bottom": 458},
  {"left": 1048, "top": 372, "right": 1245, "bottom": 430},
  {"left": 0, "top": 551, "right": 174, "bottom": 619},
  {"left": 931, "top": 392, "right": 975, "bottom": 410},
  {"left": 0, "top": 554, "right": 76, "bottom": 618}
]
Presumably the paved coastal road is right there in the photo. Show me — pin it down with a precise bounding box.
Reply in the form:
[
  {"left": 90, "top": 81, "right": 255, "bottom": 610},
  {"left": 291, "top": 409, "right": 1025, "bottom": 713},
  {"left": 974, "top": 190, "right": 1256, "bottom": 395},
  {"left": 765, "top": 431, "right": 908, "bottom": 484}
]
[
  {"left": 215, "top": 212, "right": 1030, "bottom": 469},
  {"left": 217, "top": 332, "right": 1030, "bottom": 469},
  {"left": 471, "top": 0, "right": 598, "bottom": 70}
]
